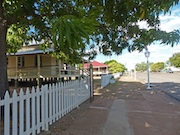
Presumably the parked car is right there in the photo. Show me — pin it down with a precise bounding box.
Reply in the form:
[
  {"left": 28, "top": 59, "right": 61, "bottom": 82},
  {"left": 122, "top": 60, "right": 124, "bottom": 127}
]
[
  {"left": 160, "top": 68, "right": 174, "bottom": 73},
  {"left": 166, "top": 69, "right": 174, "bottom": 73}
]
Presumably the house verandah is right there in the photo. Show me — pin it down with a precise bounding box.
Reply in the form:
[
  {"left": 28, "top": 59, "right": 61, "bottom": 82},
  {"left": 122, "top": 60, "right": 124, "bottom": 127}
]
[{"left": 7, "top": 45, "right": 80, "bottom": 87}]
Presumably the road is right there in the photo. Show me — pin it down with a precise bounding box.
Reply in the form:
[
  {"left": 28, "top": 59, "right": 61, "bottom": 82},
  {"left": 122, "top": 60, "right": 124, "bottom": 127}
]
[
  {"left": 136, "top": 72, "right": 180, "bottom": 83},
  {"left": 134, "top": 72, "right": 180, "bottom": 101}
]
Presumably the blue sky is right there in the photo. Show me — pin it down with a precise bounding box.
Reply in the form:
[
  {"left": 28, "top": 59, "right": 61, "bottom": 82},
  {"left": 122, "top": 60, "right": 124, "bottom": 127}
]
[{"left": 95, "top": 3, "right": 180, "bottom": 70}]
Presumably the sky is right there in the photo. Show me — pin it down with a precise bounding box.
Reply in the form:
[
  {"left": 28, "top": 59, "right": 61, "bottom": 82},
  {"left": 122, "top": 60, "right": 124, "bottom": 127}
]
[{"left": 94, "top": 3, "right": 180, "bottom": 70}]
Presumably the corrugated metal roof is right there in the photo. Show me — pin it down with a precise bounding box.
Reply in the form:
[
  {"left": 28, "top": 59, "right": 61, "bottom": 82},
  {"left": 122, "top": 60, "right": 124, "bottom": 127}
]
[{"left": 7, "top": 48, "right": 53, "bottom": 56}]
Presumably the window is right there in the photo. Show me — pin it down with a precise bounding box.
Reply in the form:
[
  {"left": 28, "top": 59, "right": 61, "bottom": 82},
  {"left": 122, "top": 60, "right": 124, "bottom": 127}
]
[
  {"left": 18, "top": 56, "right": 24, "bottom": 68},
  {"left": 35, "top": 55, "right": 42, "bottom": 67}
]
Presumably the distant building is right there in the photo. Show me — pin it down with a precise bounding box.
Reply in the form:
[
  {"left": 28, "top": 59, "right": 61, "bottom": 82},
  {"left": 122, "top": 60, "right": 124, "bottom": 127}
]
[{"left": 83, "top": 61, "right": 108, "bottom": 76}]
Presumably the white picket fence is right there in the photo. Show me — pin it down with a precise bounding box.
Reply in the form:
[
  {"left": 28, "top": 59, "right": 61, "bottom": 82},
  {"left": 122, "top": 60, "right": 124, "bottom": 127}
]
[{"left": 0, "top": 79, "right": 90, "bottom": 135}]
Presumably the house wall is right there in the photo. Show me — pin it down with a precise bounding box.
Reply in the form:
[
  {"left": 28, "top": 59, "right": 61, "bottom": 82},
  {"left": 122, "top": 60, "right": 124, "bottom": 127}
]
[
  {"left": 7, "top": 52, "right": 79, "bottom": 81},
  {"left": 93, "top": 67, "right": 107, "bottom": 72},
  {"left": 83, "top": 66, "right": 108, "bottom": 76},
  {"left": 42, "top": 55, "right": 52, "bottom": 66},
  {"left": 51, "top": 57, "right": 57, "bottom": 66},
  {"left": 8, "top": 54, "right": 61, "bottom": 68},
  {"left": 8, "top": 56, "right": 16, "bottom": 68},
  {"left": 8, "top": 55, "right": 35, "bottom": 68},
  {"left": 24, "top": 55, "right": 34, "bottom": 67}
]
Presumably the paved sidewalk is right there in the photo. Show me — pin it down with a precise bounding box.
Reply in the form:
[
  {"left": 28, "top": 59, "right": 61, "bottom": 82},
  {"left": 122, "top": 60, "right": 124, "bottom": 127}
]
[
  {"left": 103, "top": 99, "right": 133, "bottom": 135},
  {"left": 126, "top": 91, "right": 180, "bottom": 135},
  {"left": 39, "top": 76, "right": 180, "bottom": 135}
]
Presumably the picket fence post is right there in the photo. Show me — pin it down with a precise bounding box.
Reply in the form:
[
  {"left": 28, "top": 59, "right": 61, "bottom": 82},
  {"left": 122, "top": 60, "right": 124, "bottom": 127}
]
[
  {"left": 49, "top": 84, "right": 52, "bottom": 125},
  {"left": 58, "top": 82, "right": 61, "bottom": 119},
  {"left": 75, "top": 80, "right": 79, "bottom": 108},
  {"left": 61, "top": 82, "right": 65, "bottom": 117},
  {"left": 26, "top": 88, "right": 30, "bottom": 135},
  {"left": 12, "top": 90, "right": 18, "bottom": 135},
  {"left": 41, "top": 86, "right": 45, "bottom": 130},
  {"left": 44, "top": 85, "right": 49, "bottom": 131},
  {"left": 4, "top": 91, "right": 10, "bottom": 135},
  {"left": 31, "top": 87, "right": 36, "bottom": 135},
  {"left": 36, "top": 87, "right": 41, "bottom": 134},
  {"left": 19, "top": 89, "right": 24, "bottom": 135},
  {"left": 52, "top": 84, "right": 55, "bottom": 123},
  {"left": 55, "top": 84, "right": 59, "bottom": 121}
]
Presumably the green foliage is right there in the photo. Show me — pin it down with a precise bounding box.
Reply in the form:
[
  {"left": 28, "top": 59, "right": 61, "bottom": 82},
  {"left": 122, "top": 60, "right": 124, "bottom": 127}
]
[
  {"left": 169, "top": 53, "right": 180, "bottom": 67},
  {"left": 2, "top": 0, "right": 180, "bottom": 60},
  {"left": 136, "top": 62, "right": 154, "bottom": 71},
  {"left": 93, "top": 0, "right": 180, "bottom": 55},
  {"left": 104, "top": 60, "right": 126, "bottom": 73},
  {"left": 6, "top": 25, "right": 24, "bottom": 53},
  {"left": 78, "top": 63, "right": 83, "bottom": 69},
  {"left": 150, "top": 62, "right": 164, "bottom": 72},
  {"left": 6, "top": 24, "right": 30, "bottom": 53},
  {"left": 50, "top": 15, "right": 99, "bottom": 63},
  {"left": 3, "top": 0, "right": 102, "bottom": 63},
  {"left": 136, "top": 62, "right": 147, "bottom": 72}
]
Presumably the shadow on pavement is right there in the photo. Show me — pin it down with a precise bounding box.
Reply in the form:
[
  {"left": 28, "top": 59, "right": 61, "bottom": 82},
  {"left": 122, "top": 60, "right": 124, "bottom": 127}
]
[
  {"left": 150, "top": 82, "right": 180, "bottom": 102},
  {"left": 94, "top": 78, "right": 146, "bottom": 100}
]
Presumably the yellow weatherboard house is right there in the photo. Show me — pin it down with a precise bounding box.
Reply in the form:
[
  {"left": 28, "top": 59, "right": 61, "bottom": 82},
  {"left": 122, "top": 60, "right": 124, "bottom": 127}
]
[{"left": 7, "top": 44, "right": 80, "bottom": 87}]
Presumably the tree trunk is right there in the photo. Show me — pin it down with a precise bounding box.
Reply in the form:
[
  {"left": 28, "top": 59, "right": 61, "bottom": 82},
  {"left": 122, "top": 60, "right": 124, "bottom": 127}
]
[{"left": 0, "top": 1, "right": 9, "bottom": 98}]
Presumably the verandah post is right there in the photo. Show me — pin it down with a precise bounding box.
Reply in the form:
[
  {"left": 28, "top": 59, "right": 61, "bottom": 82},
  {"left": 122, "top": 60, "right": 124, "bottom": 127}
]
[{"left": 89, "top": 63, "right": 94, "bottom": 102}]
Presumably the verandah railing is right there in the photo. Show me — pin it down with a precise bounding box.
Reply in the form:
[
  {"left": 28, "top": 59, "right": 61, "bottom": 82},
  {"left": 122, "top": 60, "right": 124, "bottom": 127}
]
[
  {"left": 0, "top": 79, "right": 90, "bottom": 135},
  {"left": 7, "top": 65, "right": 80, "bottom": 79}
]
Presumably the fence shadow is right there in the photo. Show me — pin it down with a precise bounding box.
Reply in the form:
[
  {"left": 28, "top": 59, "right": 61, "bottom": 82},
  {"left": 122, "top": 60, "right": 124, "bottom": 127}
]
[
  {"left": 93, "top": 78, "right": 180, "bottom": 102},
  {"left": 94, "top": 79, "right": 146, "bottom": 100}
]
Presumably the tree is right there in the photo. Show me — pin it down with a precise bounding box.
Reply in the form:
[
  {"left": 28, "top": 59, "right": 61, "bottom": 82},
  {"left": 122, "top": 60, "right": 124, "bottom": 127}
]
[
  {"left": 136, "top": 62, "right": 154, "bottom": 72},
  {"left": 91, "top": 0, "right": 180, "bottom": 56},
  {"left": 135, "top": 62, "right": 147, "bottom": 72},
  {"left": 1, "top": 0, "right": 180, "bottom": 97},
  {"left": 150, "top": 62, "right": 164, "bottom": 72},
  {"left": 169, "top": 53, "right": 180, "bottom": 67},
  {"left": 0, "top": 0, "right": 98, "bottom": 97},
  {"left": 104, "top": 60, "right": 126, "bottom": 73}
]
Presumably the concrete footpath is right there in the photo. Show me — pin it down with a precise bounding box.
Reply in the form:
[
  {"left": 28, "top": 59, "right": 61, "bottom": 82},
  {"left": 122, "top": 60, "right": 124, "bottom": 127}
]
[
  {"left": 39, "top": 76, "right": 180, "bottom": 135},
  {"left": 103, "top": 99, "right": 133, "bottom": 135}
]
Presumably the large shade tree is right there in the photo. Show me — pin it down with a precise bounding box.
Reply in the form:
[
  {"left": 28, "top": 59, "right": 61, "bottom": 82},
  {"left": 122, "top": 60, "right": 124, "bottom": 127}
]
[{"left": 0, "top": 0, "right": 180, "bottom": 97}]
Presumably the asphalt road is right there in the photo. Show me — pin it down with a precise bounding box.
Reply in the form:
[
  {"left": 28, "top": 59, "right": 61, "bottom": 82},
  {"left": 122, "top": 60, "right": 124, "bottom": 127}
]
[
  {"left": 136, "top": 72, "right": 180, "bottom": 83},
  {"left": 135, "top": 72, "right": 180, "bottom": 101}
]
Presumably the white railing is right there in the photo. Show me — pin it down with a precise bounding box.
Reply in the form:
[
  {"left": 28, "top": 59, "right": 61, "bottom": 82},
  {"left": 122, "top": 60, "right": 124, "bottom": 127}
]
[
  {"left": 7, "top": 66, "right": 80, "bottom": 79},
  {"left": 0, "top": 80, "right": 90, "bottom": 135}
]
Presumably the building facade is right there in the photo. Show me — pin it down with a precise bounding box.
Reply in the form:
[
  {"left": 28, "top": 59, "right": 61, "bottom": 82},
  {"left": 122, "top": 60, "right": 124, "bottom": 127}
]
[
  {"left": 7, "top": 45, "right": 80, "bottom": 87},
  {"left": 83, "top": 61, "right": 108, "bottom": 76}
]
